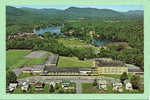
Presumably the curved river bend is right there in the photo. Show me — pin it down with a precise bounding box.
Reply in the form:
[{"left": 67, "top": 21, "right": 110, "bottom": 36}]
[{"left": 33, "top": 26, "right": 110, "bottom": 46}]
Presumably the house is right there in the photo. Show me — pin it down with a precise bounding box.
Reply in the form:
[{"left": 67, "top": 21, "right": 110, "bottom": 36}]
[
  {"left": 62, "top": 80, "right": 71, "bottom": 89},
  {"left": 35, "top": 82, "right": 45, "bottom": 90},
  {"left": 8, "top": 83, "right": 18, "bottom": 92},
  {"left": 50, "top": 81, "right": 56, "bottom": 87},
  {"left": 125, "top": 82, "right": 133, "bottom": 91},
  {"left": 94, "top": 58, "right": 128, "bottom": 75},
  {"left": 21, "top": 67, "right": 33, "bottom": 73},
  {"left": 31, "top": 64, "right": 45, "bottom": 74},
  {"left": 9, "top": 83, "right": 18, "bottom": 89},
  {"left": 21, "top": 82, "right": 29, "bottom": 92},
  {"left": 44, "top": 54, "right": 59, "bottom": 67},
  {"left": 97, "top": 80, "right": 107, "bottom": 90},
  {"left": 112, "top": 82, "right": 123, "bottom": 93},
  {"left": 21, "top": 84, "right": 29, "bottom": 92}
]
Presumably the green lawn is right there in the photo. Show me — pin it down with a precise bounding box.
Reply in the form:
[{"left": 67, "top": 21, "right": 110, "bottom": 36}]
[
  {"left": 7, "top": 50, "right": 47, "bottom": 70},
  {"left": 82, "top": 83, "right": 99, "bottom": 93},
  {"left": 100, "top": 73, "right": 133, "bottom": 80},
  {"left": 57, "top": 38, "right": 88, "bottom": 46},
  {"left": 82, "top": 83, "right": 142, "bottom": 94},
  {"left": 13, "top": 82, "right": 76, "bottom": 94},
  {"left": 58, "top": 56, "right": 92, "bottom": 68},
  {"left": 13, "top": 84, "right": 49, "bottom": 94},
  {"left": 17, "top": 73, "right": 33, "bottom": 79}
]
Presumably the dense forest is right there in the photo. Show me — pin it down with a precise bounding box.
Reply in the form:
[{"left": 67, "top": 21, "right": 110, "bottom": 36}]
[{"left": 6, "top": 6, "right": 144, "bottom": 70}]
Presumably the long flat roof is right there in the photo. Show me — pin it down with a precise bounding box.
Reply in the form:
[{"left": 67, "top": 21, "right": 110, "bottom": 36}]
[
  {"left": 95, "top": 58, "right": 126, "bottom": 67},
  {"left": 44, "top": 66, "right": 80, "bottom": 73}
]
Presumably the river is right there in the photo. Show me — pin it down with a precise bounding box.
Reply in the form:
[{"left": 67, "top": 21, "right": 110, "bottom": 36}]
[
  {"left": 33, "top": 26, "right": 110, "bottom": 46},
  {"left": 33, "top": 26, "right": 63, "bottom": 35}
]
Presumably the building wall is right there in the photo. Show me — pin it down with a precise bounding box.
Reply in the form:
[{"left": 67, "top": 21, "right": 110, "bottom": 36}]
[
  {"left": 22, "top": 70, "right": 32, "bottom": 73},
  {"left": 32, "top": 70, "right": 42, "bottom": 73},
  {"left": 97, "top": 67, "right": 128, "bottom": 74},
  {"left": 45, "top": 64, "right": 56, "bottom": 67}
]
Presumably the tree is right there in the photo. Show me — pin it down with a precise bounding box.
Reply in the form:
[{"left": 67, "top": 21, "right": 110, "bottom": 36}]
[
  {"left": 6, "top": 70, "right": 17, "bottom": 87},
  {"left": 120, "top": 72, "right": 128, "bottom": 84},
  {"left": 55, "top": 83, "right": 60, "bottom": 90},
  {"left": 130, "top": 75, "right": 140, "bottom": 89},
  {"left": 58, "top": 88, "right": 64, "bottom": 93},
  {"left": 49, "top": 84, "right": 55, "bottom": 92},
  {"left": 93, "top": 78, "right": 97, "bottom": 86},
  {"left": 43, "top": 31, "right": 51, "bottom": 38},
  {"left": 33, "top": 45, "right": 39, "bottom": 51}
]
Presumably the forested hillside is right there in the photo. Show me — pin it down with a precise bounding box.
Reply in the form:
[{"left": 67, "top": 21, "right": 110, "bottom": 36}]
[
  {"left": 6, "top": 6, "right": 143, "bottom": 35},
  {"left": 6, "top": 6, "right": 144, "bottom": 70}
]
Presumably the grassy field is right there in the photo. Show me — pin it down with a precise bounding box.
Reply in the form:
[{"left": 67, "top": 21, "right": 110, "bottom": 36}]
[
  {"left": 82, "top": 83, "right": 99, "bottom": 93},
  {"left": 6, "top": 50, "right": 47, "bottom": 70},
  {"left": 57, "top": 38, "right": 88, "bottom": 46},
  {"left": 58, "top": 56, "right": 92, "bottom": 68},
  {"left": 57, "top": 38, "right": 101, "bottom": 54},
  {"left": 17, "top": 73, "right": 33, "bottom": 79},
  {"left": 100, "top": 73, "right": 133, "bottom": 80}
]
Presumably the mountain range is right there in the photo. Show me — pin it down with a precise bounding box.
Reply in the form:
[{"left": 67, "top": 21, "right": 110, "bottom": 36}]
[{"left": 6, "top": 6, "right": 144, "bottom": 20}]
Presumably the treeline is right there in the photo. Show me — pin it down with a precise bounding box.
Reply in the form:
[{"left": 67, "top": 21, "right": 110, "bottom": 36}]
[
  {"left": 61, "top": 20, "right": 144, "bottom": 70},
  {"left": 7, "top": 17, "right": 64, "bottom": 35},
  {"left": 7, "top": 34, "right": 96, "bottom": 60},
  {"left": 61, "top": 20, "right": 143, "bottom": 50},
  {"left": 7, "top": 31, "right": 144, "bottom": 70},
  {"left": 6, "top": 6, "right": 144, "bottom": 70}
]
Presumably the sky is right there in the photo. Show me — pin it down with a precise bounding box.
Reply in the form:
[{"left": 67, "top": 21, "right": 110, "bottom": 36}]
[{"left": 10, "top": 5, "right": 144, "bottom": 12}]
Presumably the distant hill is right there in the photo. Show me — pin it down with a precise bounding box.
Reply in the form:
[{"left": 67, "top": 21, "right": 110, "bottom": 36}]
[
  {"left": 6, "top": 6, "right": 144, "bottom": 21},
  {"left": 123, "top": 10, "right": 144, "bottom": 19}
]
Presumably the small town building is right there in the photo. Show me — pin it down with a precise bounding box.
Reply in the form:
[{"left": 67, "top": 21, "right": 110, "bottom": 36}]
[
  {"left": 126, "top": 64, "right": 143, "bottom": 75},
  {"left": 112, "top": 82, "right": 123, "bottom": 92},
  {"left": 35, "top": 82, "right": 45, "bottom": 90},
  {"left": 49, "top": 81, "right": 56, "bottom": 87},
  {"left": 44, "top": 66, "right": 80, "bottom": 74},
  {"left": 21, "top": 82, "right": 29, "bottom": 92},
  {"left": 21, "top": 84, "right": 29, "bottom": 92},
  {"left": 125, "top": 82, "right": 133, "bottom": 91},
  {"left": 16, "top": 65, "right": 45, "bottom": 74},
  {"left": 79, "top": 68, "right": 91, "bottom": 74},
  {"left": 9, "top": 83, "right": 18, "bottom": 89},
  {"left": 21, "top": 67, "right": 33, "bottom": 73},
  {"left": 8, "top": 83, "right": 18, "bottom": 92},
  {"left": 94, "top": 58, "right": 128, "bottom": 75},
  {"left": 62, "top": 80, "right": 71, "bottom": 88},
  {"left": 97, "top": 80, "right": 107, "bottom": 90},
  {"left": 31, "top": 64, "right": 45, "bottom": 74}
]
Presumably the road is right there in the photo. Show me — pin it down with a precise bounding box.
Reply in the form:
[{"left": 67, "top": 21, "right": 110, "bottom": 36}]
[
  {"left": 76, "top": 80, "right": 82, "bottom": 93},
  {"left": 17, "top": 76, "right": 117, "bottom": 93}
]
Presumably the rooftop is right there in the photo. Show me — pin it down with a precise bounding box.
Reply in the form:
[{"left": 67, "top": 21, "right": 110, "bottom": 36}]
[
  {"left": 35, "top": 82, "right": 44, "bottom": 88},
  {"left": 95, "top": 58, "right": 126, "bottom": 67},
  {"left": 44, "top": 66, "right": 80, "bottom": 73},
  {"left": 32, "top": 64, "right": 45, "bottom": 70}
]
